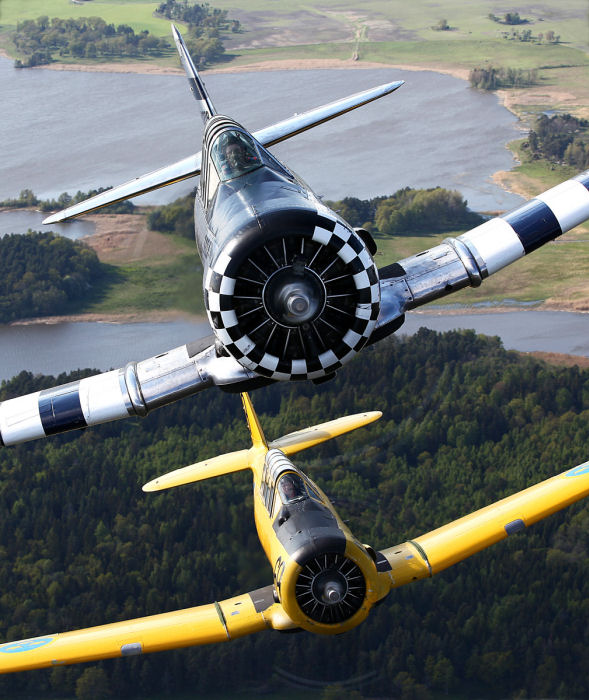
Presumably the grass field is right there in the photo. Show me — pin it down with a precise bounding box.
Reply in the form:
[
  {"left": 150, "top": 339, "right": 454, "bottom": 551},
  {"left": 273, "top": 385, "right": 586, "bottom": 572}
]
[
  {"left": 0, "top": 0, "right": 170, "bottom": 36},
  {"left": 375, "top": 225, "right": 589, "bottom": 309},
  {"left": 76, "top": 221, "right": 205, "bottom": 317}
]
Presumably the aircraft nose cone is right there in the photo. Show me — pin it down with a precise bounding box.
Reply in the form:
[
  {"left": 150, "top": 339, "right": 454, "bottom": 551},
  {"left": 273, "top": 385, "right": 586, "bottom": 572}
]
[
  {"left": 264, "top": 267, "right": 325, "bottom": 326},
  {"left": 324, "top": 583, "right": 343, "bottom": 603},
  {"left": 286, "top": 291, "right": 310, "bottom": 317}
]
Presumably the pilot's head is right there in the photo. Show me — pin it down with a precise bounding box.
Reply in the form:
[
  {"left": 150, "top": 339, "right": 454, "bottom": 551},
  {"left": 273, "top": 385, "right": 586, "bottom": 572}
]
[
  {"left": 226, "top": 141, "right": 246, "bottom": 168},
  {"left": 282, "top": 476, "right": 297, "bottom": 498},
  {"left": 221, "top": 135, "right": 246, "bottom": 169}
]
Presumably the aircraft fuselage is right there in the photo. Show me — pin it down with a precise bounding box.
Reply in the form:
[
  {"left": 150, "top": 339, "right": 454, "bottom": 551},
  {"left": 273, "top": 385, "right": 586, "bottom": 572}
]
[
  {"left": 250, "top": 447, "right": 389, "bottom": 634},
  {"left": 194, "top": 116, "right": 381, "bottom": 384}
]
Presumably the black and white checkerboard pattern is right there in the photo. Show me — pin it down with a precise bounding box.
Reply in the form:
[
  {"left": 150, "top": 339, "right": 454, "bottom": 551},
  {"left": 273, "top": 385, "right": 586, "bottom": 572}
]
[{"left": 205, "top": 214, "right": 380, "bottom": 381}]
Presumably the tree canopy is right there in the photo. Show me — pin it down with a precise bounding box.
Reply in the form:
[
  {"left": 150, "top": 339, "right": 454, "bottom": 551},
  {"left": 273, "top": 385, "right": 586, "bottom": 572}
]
[
  {"left": 525, "top": 113, "right": 589, "bottom": 170},
  {"left": 0, "top": 330, "right": 587, "bottom": 698},
  {"left": 326, "top": 187, "right": 483, "bottom": 235},
  {"left": 13, "top": 17, "right": 170, "bottom": 67},
  {"left": 0, "top": 188, "right": 135, "bottom": 215},
  {"left": 0, "top": 232, "right": 105, "bottom": 321},
  {"left": 147, "top": 187, "right": 484, "bottom": 240}
]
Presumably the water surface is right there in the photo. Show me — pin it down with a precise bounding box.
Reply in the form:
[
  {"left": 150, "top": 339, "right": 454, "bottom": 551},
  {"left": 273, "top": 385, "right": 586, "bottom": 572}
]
[
  {"left": 1, "top": 59, "right": 523, "bottom": 212},
  {"left": 1, "top": 311, "right": 587, "bottom": 383}
]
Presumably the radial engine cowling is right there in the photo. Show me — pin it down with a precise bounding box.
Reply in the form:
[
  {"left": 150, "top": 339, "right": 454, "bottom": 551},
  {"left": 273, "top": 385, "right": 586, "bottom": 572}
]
[{"left": 205, "top": 214, "right": 380, "bottom": 381}]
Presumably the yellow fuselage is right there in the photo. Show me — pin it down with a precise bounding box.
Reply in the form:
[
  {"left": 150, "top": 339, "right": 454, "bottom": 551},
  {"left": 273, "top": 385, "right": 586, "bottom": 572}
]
[{"left": 250, "top": 447, "right": 389, "bottom": 634}]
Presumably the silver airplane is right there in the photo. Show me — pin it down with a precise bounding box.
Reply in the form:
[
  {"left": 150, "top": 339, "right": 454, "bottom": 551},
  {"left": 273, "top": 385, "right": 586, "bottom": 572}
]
[{"left": 1, "top": 25, "right": 589, "bottom": 447}]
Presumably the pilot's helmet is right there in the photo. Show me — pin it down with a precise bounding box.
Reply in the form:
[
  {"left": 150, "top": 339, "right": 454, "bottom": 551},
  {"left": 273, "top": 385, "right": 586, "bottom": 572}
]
[{"left": 219, "top": 132, "right": 241, "bottom": 152}]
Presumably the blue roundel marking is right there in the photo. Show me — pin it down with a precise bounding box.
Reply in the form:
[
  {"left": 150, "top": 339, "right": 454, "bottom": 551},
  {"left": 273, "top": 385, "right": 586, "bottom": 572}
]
[
  {"left": 565, "top": 462, "right": 589, "bottom": 477},
  {"left": 0, "top": 637, "right": 54, "bottom": 654}
]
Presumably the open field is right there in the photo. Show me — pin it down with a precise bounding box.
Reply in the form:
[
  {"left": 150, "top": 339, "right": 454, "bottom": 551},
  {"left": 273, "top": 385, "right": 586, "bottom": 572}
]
[
  {"left": 0, "top": 0, "right": 169, "bottom": 36},
  {"left": 73, "top": 206, "right": 589, "bottom": 320},
  {"left": 79, "top": 213, "right": 204, "bottom": 317},
  {"left": 374, "top": 218, "right": 589, "bottom": 312}
]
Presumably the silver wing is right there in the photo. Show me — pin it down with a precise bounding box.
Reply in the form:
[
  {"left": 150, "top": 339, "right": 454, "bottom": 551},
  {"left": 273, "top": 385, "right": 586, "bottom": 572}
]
[{"left": 3, "top": 171, "right": 589, "bottom": 447}]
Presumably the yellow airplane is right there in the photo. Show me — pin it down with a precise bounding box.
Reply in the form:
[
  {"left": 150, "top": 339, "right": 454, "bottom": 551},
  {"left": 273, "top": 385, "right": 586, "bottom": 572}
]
[{"left": 1, "top": 393, "right": 588, "bottom": 673}]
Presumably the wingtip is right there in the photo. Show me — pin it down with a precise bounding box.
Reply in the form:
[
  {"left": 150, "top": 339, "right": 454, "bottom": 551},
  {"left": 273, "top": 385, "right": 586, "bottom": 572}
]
[{"left": 42, "top": 213, "right": 61, "bottom": 225}]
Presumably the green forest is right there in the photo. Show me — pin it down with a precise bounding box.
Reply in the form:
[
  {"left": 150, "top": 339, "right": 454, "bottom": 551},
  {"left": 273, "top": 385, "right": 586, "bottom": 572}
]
[
  {"left": 468, "top": 66, "right": 538, "bottom": 90},
  {"left": 524, "top": 113, "right": 589, "bottom": 170},
  {"left": 10, "top": 2, "right": 240, "bottom": 68},
  {"left": 0, "top": 232, "right": 106, "bottom": 322},
  {"left": 0, "top": 188, "right": 135, "bottom": 214},
  {"left": 12, "top": 17, "right": 170, "bottom": 67},
  {"left": 0, "top": 331, "right": 587, "bottom": 698}
]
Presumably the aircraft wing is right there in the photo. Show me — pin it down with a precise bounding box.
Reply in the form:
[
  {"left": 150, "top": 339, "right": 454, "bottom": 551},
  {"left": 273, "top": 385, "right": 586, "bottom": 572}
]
[
  {"left": 43, "top": 80, "right": 403, "bottom": 223},
  {"left": 43, "top": 152, "right": 203, "bottom": 224},
  {"left": 373, "top": 170, "right": 589, "bottom": 341},
  {"left": 0, "top": 585, "right": 287, "bottom": 673},
  {"left": 0, "top": 337, "right": 258, "bottom": 447},
  {"left": 143, "top": 447, "right": 251, "bottom": 492},
  {"left": 378, "top": 460, "right": 589, "bottom": 589}
]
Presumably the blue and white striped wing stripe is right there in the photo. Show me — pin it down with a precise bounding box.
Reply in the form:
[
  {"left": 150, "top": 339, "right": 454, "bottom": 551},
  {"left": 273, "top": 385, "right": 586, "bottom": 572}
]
[
  {"left": 459, "top": 170, "right": 589, "bottom": 275},
  {"left": 0, "top": 370, "right": 133, "bottom": 446}
]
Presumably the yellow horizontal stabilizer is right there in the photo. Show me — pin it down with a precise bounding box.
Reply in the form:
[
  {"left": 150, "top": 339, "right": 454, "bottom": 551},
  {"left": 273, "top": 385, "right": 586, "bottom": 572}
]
[
  {"left": 269, "top": 411, "right": 382, "bottom": 456},
  {"left": 143, "top": 448, "right": 251, "bottom": 492},
  {"left": 380, "top": 459, "right": 589, "bottom": 586},
  {"left": 0, "top": 586, "right": 286, "bottom": 673}
]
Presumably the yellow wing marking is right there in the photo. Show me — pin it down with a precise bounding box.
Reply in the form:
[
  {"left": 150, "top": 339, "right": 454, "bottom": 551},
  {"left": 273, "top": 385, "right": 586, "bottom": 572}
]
[
  {"left": 380, "top": 459, "right": 589, "bottom": 587},
  {"left": 0, "top": 587, "right": 288, "bottom": 673},
  {"left": 270, "top": 411, "right": 382, "bottom": 456}
]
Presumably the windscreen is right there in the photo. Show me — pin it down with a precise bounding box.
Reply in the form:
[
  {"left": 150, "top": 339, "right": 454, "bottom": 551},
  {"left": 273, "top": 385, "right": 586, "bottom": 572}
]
[{"left": 211, "top": 129, "right": 261, "bottom": 181}]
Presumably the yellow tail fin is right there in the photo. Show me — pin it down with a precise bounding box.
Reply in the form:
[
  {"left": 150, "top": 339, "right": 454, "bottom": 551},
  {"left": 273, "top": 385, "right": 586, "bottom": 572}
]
[{"left": 241, "top": 392, "right": 267, "bottom": 448}]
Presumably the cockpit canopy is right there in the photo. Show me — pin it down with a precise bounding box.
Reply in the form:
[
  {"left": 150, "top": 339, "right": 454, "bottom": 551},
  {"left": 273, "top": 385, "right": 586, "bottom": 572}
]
[
  {"left": 277, "top": 472, "right": 308, "bottom": 505},
  {"left": 211, "top": 129, "right": 261, "bottom": 182}
]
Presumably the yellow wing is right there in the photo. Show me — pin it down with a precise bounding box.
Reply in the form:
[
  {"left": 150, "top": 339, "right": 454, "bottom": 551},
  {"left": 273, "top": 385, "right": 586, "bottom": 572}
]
[
  {"left": 379, "top": 460, "right": 589, "bottom": 588},
  {"left": 269, "top": 411, "right": 382, "bottom": 455},
  {"left": 143, "top": 448, "right": 251, "bottom": 492},
  {"left": 0, "top": 585, "right": 292, "bottom": 673}
]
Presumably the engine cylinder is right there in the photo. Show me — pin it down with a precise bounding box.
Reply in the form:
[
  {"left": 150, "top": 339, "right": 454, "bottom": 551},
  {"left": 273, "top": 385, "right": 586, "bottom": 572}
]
[
  {"left": 205, "top": 220, "right": 380, "bottom": 380},
  {"left": 294, "top": 552, "right": 366, "bottom": 624}
]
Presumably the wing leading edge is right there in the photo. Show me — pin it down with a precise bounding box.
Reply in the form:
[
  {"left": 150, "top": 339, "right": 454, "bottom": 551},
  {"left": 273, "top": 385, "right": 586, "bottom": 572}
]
[
  {"left": 43, "top": 78, "right": 403, "bottom": 224},
  {"left": 379, "top": 459, "right": 589, "bottom": 588},
  {"left": 0, "top": 585, "right": 289, "bottom": 673}
]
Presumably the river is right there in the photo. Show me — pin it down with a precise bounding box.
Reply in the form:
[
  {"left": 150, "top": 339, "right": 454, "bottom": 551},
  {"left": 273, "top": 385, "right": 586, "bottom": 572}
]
[
  {"left": 2, "top": 58, "right": 586, "bottom": 385},
  {"left": 0, "top": 311, "right": 587, "bottom": 384},
  {"left": 1, "top": 57, "right": 522, "bottom": 213}
]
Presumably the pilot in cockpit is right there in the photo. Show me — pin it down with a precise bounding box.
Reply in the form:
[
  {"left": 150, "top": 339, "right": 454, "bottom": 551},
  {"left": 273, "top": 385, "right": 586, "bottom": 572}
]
[
  {"left": 217, "top": 132, "right": 260, "bottom": 180},
  {"left": 278, "top": 473, "right": 307, "bottom": 504}
]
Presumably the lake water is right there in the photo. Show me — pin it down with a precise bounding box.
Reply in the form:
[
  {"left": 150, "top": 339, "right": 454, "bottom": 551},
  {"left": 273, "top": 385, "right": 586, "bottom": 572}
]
[
  {"left": 0, "top": 311, "right": 587, "bottom": 384},
  {"left": 3, "top": 58, "right": 580, "bottom": 386},
  {"left": 0, "top": 209, "right": 95, "bottom": 238},
  {"left": 0, "top": 57, "right": 523, "bottom": 213}
]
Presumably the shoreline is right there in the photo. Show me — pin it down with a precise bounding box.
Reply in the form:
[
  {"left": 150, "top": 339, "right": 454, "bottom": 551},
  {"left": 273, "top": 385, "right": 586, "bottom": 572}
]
[
  {"left": 0, "top": 46, "right": 469, "bottom": 81},
  {"left": 7, "top": 310, "right": 206, "bottom": 327},
  {"left": 8, "top": 301, "right": 588, "bottom": 328}
]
